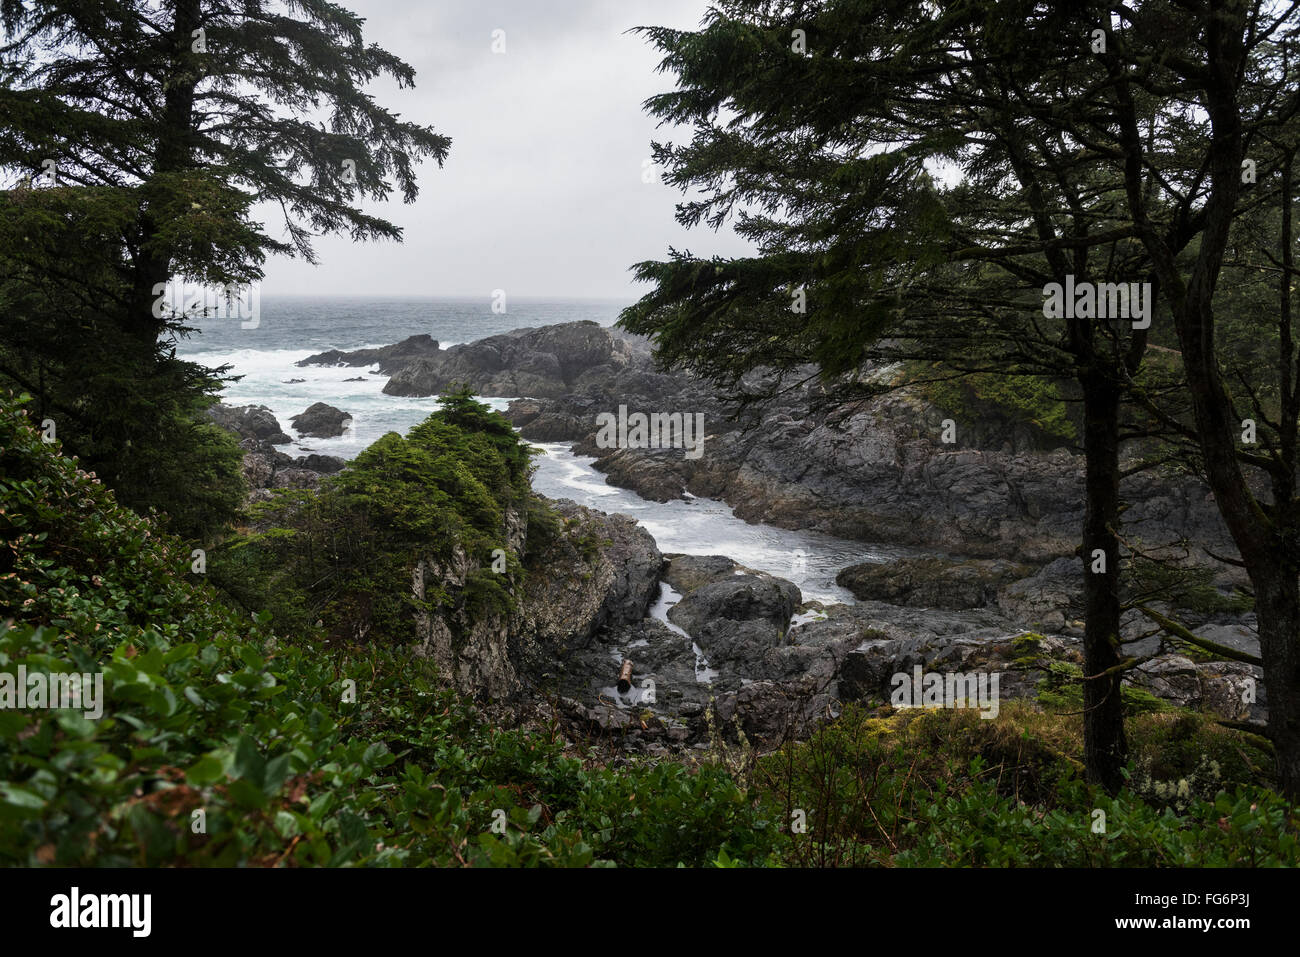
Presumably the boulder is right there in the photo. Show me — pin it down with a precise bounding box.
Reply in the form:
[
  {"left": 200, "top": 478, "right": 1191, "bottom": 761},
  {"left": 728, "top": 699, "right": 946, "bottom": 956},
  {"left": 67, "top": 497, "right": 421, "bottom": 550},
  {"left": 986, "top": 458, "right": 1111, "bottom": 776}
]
[
  {"left": 290, "top": 402, "right": 351, "bottom": 438},
  {"left": 836, "top": 556, "right": 1033, "bottom": 610},
  {"left": 667, "top": 573, "right": 802, "bottom": 670},
  {"left": 206, "top": 403, "right": 291, "bottom": 445},
  {"left": 295, "top": 453, "right": 347, "bottom": 474},
  {"left": 661, "top": 554, "right": 742, "bottom": 595}
]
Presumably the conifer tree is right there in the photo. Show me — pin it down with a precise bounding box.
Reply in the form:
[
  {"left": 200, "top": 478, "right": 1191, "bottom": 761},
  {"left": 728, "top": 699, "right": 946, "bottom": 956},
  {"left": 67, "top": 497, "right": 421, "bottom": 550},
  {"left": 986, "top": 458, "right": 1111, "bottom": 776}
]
[
  {"left": 0, "top": 1, "right": 449, "bottom": 535},
  {"left": 622, "top": 0, "right": 1300, "bottom": 792}
]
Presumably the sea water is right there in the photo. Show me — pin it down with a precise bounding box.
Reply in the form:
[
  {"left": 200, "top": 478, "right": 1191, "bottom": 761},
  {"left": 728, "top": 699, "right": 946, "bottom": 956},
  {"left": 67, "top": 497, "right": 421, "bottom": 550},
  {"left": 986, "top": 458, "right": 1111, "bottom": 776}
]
[{"left": 177, "top": 295, "right": 898, "bottom": 604}]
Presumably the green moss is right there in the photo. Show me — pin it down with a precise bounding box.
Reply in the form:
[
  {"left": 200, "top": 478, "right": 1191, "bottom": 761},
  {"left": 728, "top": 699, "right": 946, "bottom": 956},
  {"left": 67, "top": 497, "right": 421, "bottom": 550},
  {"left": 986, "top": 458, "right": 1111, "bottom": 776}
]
[
  {"left": 921, "top": 365, "right": 1077, "bottom": 444},
  {"left": 0, "top": 390, "right": 782, "bottom": 868},
  {"left": 1011, "top": 631, "right": 1047, "bottom": 667},
  {"left": 1036, "top": 660, "right": 1169, "bottom": 715}
]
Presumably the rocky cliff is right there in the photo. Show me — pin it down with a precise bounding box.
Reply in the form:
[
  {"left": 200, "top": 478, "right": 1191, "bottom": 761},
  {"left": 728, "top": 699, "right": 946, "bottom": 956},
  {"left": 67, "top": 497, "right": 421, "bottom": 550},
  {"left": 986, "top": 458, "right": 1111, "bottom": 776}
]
[{"left": 279, "top": 321, "right": 1260, "bottom": 754}]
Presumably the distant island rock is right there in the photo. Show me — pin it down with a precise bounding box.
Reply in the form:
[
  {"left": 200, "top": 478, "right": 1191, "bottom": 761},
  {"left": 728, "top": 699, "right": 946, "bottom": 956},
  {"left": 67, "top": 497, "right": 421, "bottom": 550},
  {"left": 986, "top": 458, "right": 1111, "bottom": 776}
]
[
  {"left": 297, "top": 334, "right": 440, "bottom": 375},
  {"left": 381, "top": 321, "right": 645, "bottom": 399}
]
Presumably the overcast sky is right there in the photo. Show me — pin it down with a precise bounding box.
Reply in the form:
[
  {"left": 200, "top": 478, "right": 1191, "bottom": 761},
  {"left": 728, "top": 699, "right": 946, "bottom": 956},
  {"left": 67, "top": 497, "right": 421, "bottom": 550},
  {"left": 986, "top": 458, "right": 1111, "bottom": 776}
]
[{"left": 259, "top": 0, "right": 756, "bottom": 300}]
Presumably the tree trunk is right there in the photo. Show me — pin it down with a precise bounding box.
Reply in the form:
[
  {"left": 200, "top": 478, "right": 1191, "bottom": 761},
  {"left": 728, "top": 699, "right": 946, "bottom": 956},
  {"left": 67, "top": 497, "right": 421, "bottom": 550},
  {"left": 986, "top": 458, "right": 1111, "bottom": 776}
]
[
  {"left": 1081, "top": 372, "right": 1127, "bottom": 793},
  {"left": 1252, "top": 562, "right": 1300, "bottom": 797},
  {"left": 127, "top": 0, "right": 202, "bottom": 343}
]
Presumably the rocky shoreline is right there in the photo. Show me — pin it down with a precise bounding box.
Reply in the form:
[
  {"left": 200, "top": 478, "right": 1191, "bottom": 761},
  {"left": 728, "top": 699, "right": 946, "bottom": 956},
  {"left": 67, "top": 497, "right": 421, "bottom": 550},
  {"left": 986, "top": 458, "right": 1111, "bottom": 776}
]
[
  {"left": 200, "top": 319, "right": 1267, "bottom": 753},
  {"left": 295, "top": 320, "right": 1236, "bottom": 564}
]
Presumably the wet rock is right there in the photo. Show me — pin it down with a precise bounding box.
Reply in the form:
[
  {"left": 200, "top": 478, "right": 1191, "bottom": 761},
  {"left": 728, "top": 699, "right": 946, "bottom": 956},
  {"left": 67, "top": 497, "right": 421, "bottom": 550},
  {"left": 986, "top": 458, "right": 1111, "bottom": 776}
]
[
  {"left": 837, "top": 556, "right": 1034, "bottom": 610},
  {"left": 661, "top": 555, "right": 742, "bottom": 594},
  {"left": 295, "top": 453, "right": 347, "bottom": 474},
  {"left": 384, "top": 321, "right": 645, "bottom": 399},
  {"left": 206, "top": 403, "right": 292, "bottom": 445},
  {"left": 297, "top": 334, "right": 441, "bottom": 375},
  {"left": 518, "top": 411, "right": 588, "bottom": 442},
  {"left": 290, "top": 402, "right": 351, "bottom": 438},
  {"left": 669, "top": 575, "right": 800, "bottom": 647}
]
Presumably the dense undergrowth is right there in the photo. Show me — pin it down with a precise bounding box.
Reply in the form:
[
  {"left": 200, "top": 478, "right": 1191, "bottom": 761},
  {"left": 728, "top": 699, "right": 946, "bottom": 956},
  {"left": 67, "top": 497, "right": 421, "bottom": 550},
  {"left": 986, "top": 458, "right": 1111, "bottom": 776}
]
[{"left": 1, "top": 390, "right": 1296, "bottom": 866}]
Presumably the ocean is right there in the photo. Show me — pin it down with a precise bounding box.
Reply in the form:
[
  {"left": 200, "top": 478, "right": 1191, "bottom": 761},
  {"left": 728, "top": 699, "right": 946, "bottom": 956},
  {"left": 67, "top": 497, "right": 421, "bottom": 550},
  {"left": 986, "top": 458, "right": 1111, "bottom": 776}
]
[{"left": 176, "top": 295, "right": 897, "bottom": 603}]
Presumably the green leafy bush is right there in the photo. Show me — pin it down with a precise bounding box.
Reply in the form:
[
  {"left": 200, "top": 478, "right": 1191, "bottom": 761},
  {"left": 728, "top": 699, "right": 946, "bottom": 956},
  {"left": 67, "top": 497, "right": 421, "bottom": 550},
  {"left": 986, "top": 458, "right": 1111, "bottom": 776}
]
[
  {"left": 753, "top": 704, "right": 1298, "bottom": 867},
  {"left": 5, "top": 389, "right": 1295, "bottom": 868},
  {"left": 0, "top": 391, "right": 777, "bottom": 867},
  {"left": 210, "top": 389, "right": 533, "bottom": 644}
]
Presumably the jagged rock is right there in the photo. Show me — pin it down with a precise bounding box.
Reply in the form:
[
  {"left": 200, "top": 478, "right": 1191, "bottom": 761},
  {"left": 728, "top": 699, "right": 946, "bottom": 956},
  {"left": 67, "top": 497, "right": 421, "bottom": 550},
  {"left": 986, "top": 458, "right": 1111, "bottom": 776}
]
[
  {"left": 384, "top": 321, "right": 644, "bottom": 399},
  {"left": 412, "top": 504, "right": 528, "bottom": 701},
  {"left": 836, "top": 556, "right": 1034, "bottom": 610},
  {"left": 290, "top": 402, "right": 351, "bottom": 438},
  {"left": 708, "top": 677, "right": 840, "bottom": 746},
  {"left": 665, "top": 573, "right": 801, "bottom": 675},
  {"left": 794, "top": 601, "right": 1047, "bottom": 703},
  {"left": 206, "top": 403, "right": 291, "bottom": 445},
  {"left": 297, "top": 334, "right": 441, "bottom": 375},
  {"left": 271, "top": 468, "right": 321, "bottom": 490},
  {"left": 518, "top": 412, "right": 587, "bottom": 442},
  {"left": 295, "top": 453, "right": 347, "bottom": 474},
  {"left": 241, "top": 453, "right": 274, "bottom": 489},
  {"left": 516, "top": 500, "right": 662, "bottom": 661},
  {"left": 590, "top": 447, "right": 695, "bottom": 503}
]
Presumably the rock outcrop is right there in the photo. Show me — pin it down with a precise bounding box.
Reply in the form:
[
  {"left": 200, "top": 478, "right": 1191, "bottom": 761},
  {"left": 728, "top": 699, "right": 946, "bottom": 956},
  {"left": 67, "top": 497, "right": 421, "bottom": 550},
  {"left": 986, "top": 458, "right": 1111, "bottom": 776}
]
[
  {"left": 270, "top": 322, "right": 1264, "bottom": 755},
  {"left": 290, "top": 402, "right": 351, "bottom": 438},
  {"left": 205, "top": 404, "right": 351, "bottom": 501},
  {"left": 297, "top": 321, "right": 1235, "bottom": 567},
  {"left": 205, "top": 403, "right": 292, "bottom": 445},
  {"left": 515, "top": 499, "right": 663, "bottom": 663},
  {"left": 297, "top": 334, "right": 441, "bottom": 375},
  {"left": 412, "top": 506, "right": 528, "bottom": 701},
  {"left": 383, "top": 321, "right": 647, "bottom": 399},
  {"left": 836, "top": 556, "right": 1034, "bottom": 610},
  {"left": 520, "top": 539, "right": 1264, "bottom": 754}
]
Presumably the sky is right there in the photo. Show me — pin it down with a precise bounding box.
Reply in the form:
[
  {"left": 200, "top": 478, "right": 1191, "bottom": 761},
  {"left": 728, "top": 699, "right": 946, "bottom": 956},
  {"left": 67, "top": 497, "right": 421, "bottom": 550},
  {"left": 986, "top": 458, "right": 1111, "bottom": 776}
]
[{"left": 258, "top": 0, "right": 757, "bottom": 300}]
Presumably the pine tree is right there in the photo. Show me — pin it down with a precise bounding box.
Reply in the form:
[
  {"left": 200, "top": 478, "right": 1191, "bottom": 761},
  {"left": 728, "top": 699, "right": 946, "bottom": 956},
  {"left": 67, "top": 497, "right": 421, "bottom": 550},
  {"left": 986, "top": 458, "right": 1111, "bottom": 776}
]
[
  {"left": 621, "top": 0, "right": 1300, "bottom": 792},
  {"left": 0, "top": 1, "right": 449, "bottom": 536}
]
